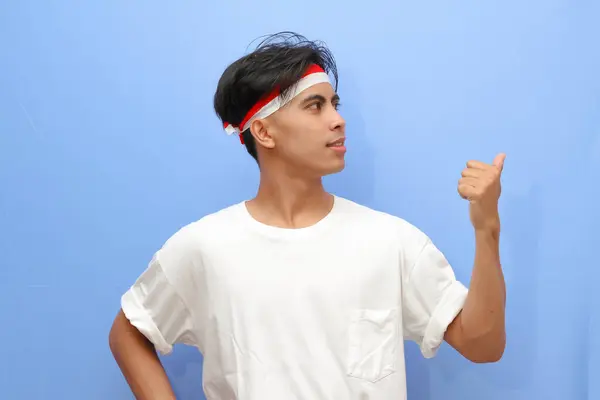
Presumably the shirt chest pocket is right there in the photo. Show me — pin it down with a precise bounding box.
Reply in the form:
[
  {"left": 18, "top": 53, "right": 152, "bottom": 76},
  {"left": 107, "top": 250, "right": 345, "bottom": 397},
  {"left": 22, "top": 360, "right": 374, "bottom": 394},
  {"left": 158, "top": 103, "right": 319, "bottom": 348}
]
[{"left": 346, "top": 308, "right": 399, "bottom": 383}]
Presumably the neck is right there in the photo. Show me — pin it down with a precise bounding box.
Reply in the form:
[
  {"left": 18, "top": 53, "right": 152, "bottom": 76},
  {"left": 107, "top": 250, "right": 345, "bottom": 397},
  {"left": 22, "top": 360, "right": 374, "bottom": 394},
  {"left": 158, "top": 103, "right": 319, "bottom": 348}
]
[{"left": 247, "top": 166, "right": 333, "bottom": 229}]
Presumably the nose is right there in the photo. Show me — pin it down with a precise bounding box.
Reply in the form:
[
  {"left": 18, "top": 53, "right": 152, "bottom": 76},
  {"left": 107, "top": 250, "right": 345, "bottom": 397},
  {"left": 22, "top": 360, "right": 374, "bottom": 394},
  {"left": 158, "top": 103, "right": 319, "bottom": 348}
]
[{"left": 329, "top": 109, "right": 346, "bottom": 132}]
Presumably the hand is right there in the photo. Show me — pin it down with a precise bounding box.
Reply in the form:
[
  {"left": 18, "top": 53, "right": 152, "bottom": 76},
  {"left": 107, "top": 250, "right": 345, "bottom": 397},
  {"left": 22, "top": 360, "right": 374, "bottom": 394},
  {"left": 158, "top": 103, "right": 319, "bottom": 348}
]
[{"left": 458, "top": 153, "right": 505, "bottom": 232}]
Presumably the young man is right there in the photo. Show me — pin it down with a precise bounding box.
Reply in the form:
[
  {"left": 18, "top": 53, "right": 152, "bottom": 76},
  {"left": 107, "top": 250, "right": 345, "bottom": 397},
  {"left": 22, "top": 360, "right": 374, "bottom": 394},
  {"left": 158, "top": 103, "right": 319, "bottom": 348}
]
[{"left": 109, "top": 32, "right": 506, "bottom": 399}]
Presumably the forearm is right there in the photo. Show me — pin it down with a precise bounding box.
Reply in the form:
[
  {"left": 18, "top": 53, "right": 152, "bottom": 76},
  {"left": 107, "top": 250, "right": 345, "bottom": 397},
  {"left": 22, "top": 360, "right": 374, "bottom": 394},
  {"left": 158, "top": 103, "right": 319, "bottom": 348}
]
[
  {"left": 460, "top": 227, "right": 506, "bottom": 350},
  {"left": 109, "top": 311, "right": 177, "bottom": 400}
]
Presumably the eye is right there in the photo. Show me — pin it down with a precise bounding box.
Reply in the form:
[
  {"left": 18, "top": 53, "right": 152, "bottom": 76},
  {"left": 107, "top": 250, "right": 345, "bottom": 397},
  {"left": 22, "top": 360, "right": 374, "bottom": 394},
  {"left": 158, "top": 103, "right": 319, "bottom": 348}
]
[
  {"left": 334, "top": 102, "right": 342, "bottom": 110},
  {"left": 307, "top": 102, "right": 322, "bottom": 111}
]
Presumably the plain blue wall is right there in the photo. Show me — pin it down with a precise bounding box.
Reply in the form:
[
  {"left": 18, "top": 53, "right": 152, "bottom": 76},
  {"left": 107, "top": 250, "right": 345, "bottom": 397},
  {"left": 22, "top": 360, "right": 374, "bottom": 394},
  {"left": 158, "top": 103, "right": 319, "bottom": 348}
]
[{"left": 1, "top": 1, "right": 599, "bottom": 399}]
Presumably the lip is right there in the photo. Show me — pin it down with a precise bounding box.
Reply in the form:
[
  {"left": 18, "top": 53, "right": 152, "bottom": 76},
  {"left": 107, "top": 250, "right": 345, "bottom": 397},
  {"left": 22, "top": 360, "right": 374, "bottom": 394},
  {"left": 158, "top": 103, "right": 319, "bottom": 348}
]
[
  {"left": 326, "top": 137, "right": 346, "bottom": 155},
  {"left": 329, "top": 145, "right": 346, "bottom": 154}
]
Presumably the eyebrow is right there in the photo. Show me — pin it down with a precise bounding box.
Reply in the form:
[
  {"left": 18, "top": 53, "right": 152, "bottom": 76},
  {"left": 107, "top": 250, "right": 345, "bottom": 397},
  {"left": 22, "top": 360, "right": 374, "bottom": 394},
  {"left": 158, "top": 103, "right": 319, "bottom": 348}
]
[{"left": 300, "top": 93, "right": 340, "bottom": 105}]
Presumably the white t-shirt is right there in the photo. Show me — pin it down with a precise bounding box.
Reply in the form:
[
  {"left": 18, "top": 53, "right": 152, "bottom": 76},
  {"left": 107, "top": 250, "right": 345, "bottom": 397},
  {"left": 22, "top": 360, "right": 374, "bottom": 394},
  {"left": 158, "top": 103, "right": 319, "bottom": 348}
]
[{"left": 121, "top": 196, "right": 468, "bottom": 400}]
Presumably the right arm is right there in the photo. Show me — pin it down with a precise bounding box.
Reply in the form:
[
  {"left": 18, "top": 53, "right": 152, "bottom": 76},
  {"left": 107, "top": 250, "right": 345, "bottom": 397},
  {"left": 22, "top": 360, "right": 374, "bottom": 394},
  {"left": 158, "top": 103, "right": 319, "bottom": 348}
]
[
  {"left": 109, "top": 310, "right": 177, "bottom": 400},
  {"left": 109, "top": 247, "right": 199, "bottom": 399}
]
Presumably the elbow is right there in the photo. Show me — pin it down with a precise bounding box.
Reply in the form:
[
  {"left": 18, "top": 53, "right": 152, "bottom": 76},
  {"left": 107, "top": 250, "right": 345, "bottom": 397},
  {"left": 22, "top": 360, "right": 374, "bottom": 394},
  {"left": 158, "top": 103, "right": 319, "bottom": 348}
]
[
  {"left": 469, "top": 347, "right": 504, "bottom": 363},
  {"left": 446, "top": 312, "right": 506, "bottom": 363},
  {"left": 464, "top": 334, "right": 506, "bottom": 363}
]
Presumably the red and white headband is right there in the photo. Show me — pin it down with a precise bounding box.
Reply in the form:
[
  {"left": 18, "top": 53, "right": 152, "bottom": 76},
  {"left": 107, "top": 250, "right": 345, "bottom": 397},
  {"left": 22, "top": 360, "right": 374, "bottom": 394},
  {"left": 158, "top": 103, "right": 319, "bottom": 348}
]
[{"left": 223, "top": 64, "right": 331, "bottom": 144}]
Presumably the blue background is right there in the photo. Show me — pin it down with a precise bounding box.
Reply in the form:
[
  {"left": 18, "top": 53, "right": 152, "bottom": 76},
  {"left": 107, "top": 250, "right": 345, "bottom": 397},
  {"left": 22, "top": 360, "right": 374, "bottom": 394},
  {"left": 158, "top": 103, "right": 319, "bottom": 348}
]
[{"left": 1, "top": 1, "right": 599, "bottom": 399}]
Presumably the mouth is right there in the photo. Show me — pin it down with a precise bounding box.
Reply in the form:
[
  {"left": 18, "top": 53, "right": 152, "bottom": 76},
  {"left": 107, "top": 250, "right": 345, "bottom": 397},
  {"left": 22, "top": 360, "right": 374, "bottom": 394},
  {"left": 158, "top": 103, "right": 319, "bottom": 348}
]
[
  {"left": 326, "top": 137, "right": 346, "bottom": 155},
  {"left": 326, "top": 138, "right": 346, "bottom": 148}
]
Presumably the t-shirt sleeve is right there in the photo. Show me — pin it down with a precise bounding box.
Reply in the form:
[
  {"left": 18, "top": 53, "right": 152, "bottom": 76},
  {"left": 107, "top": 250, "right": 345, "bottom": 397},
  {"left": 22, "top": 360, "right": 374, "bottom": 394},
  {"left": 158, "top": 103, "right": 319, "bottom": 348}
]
[
  {"left": 121, "top": 253, "right": 195, "bottom": 355},
  {"left": 400, "top": 228, "right": 469, "bottom": 359},
  {"left": 121, "top": 227, "right": 202, "bottom": 356}
]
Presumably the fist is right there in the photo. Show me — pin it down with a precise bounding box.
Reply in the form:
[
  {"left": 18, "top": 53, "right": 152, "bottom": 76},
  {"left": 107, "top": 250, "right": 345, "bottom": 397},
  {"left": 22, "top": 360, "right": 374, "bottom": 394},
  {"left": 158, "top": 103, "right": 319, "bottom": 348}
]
[{"left": 458, "top": 153, "right": 505, "bottom": 231}]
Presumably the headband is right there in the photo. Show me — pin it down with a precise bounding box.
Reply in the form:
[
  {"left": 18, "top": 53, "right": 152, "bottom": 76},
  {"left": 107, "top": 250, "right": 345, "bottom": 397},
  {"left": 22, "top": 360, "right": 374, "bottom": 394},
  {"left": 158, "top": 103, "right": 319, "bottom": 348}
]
[{"left": 223, "top": 64, "right": 331, "bottom": 144}]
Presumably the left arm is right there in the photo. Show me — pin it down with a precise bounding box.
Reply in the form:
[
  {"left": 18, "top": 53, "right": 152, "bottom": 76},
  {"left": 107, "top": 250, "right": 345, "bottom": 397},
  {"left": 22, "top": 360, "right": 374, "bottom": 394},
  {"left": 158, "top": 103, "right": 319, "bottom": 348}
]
[
  {"left": 444, "top": 227, "right": 506, "bottom": 362},
  {"left": 444, "top": 154, "right": 507, "bottom": 363}
]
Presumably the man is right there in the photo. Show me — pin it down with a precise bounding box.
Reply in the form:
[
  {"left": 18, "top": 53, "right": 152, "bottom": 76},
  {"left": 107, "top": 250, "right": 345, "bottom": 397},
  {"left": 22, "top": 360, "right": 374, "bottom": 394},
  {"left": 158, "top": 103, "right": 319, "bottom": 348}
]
[{"left": 109, "top": 32, "right": 506, "bottom": 399}]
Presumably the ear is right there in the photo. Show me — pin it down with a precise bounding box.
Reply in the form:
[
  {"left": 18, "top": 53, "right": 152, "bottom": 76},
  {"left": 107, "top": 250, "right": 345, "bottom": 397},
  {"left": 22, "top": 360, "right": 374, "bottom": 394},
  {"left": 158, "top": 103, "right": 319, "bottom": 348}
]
[{"left": 250, "top": 119, "right": 275, "bottom": 149}]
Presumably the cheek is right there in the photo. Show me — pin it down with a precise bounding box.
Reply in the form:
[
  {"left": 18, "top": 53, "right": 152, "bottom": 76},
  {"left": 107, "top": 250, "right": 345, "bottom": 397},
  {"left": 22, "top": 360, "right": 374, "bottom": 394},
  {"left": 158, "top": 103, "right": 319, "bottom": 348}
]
[
  {"left": 274, "top": 114, "right": 326, "bottom": 158},
  {"left": 280, "top": 122, "right": 317, "bottom": 148},
  {"left": 294, "top": 128, "right": 325, "bottom": 154}
]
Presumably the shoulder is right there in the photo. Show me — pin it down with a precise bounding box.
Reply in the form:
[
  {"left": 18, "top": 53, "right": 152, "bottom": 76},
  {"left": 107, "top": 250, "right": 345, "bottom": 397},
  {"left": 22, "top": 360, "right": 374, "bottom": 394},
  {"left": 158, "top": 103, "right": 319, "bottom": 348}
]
[
  {"left": 156, "top": 201, "right": 245, "bottom": 264},
  {"left": 336, "top": 196, "right": 430, "bottom": 242}
]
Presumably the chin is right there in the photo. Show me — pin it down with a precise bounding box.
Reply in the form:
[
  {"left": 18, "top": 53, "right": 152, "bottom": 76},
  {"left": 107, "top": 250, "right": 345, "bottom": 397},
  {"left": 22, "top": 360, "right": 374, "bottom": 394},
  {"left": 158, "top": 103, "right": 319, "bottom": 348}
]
[
  {"left": 299, "top": 157, "right": 345, "bottom": 178},
  {"left": 320, "top": 159, "right": 346, "bottom": 176}
]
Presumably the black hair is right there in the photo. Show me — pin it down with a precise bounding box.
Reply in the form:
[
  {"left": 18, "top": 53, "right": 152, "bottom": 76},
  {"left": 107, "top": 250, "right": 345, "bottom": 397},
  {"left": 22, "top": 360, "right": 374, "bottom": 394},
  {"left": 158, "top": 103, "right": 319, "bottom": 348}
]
[{"left": 213, "top": 31, "right": 339, "bottom": 163}]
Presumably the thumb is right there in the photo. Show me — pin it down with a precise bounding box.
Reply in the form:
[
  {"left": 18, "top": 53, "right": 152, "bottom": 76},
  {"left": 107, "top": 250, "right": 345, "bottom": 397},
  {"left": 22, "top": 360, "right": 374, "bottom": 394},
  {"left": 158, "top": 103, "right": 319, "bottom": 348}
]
[{"left": 493, "top": 153, "right": 506, "bottom": 172}]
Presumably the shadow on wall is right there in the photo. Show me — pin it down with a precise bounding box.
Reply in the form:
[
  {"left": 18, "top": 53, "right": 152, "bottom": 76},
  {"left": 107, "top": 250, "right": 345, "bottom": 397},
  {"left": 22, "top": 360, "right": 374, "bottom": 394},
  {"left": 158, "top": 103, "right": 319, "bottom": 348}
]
[
  {"left": 406, "top": 180, "right": 542, "bottom": 399},
  {"left": 489, "top": 183, "right": 541, "bottom": 388},
  {"left": 162, "top": 345, "right": 206, "bottom": 400},
  {"left": 324, "top": 69, "right": 376, "bottom": 206},
  {"left": 588, "top": 132, "right": 600, "bottom": 399}
]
